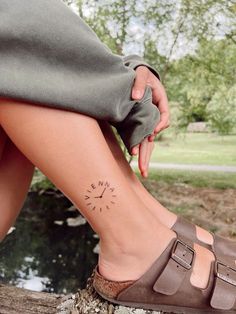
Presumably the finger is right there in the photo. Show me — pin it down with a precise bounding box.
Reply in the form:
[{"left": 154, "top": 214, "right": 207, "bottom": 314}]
[
  {"left": 143, "top": 141, "right": 155, "bottom": 177},
  {"left": 154, "top": 111, "right": 170, "bottom": 134},
  {"left": 148, "top": 134, "right": 155, "bottom": 142},
  {"left": 131, "top": 144, "right": 140, "bottom": 156},
  {"left": 138, "top": 138, "right": 148, "bottom": 176},
  {"left": 150, "top": 80, "right": 170, "bottom": 133},
  {"left": 151, "top": 79, "right": 168, "bottom": 108},
  {"left": 131, "top": 66, "right": 149, "bottom": 100},
  {"left": 153, "top": 96, "right": 170, "bottom": 134},
  {"left": 139, "top": 137, "right": 154, "bottom": 177}
]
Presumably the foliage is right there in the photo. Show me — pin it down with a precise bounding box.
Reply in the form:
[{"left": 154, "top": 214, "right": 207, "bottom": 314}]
[
  {"left": 165, "top": 38, "right": 236, "bottom": 131},
  {"left": 30, "top": 168, "right": 55, "bottom": 192},
  {"left": 207, "top": 85, "right": 236, "bottom": 135},
  {"left": 63, "top": 0, "right": 236, "bottom": 137},
  {"left": 73, "top": 0, "right": 138, "bottom": 55}
]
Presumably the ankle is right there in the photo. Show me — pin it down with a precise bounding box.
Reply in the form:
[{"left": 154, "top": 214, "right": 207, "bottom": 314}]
[
  {"left": 100, "top": 216, "right": 176, "bottom": 257},
  {"left": 98, "top": 223, "right": 177, "bottom": 281}
]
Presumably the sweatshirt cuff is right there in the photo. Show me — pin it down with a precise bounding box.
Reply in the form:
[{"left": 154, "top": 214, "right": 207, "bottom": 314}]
[
  {"left": 110, "top": 85, "right": 160, "bottom": 155},
  {"left": 122, "top": 54, "right": 161, "bottom": 81}
]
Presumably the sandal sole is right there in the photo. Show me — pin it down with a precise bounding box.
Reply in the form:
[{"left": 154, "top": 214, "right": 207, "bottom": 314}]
[{"left": 96, "top": 290, "right": 236, "bottom": 314}]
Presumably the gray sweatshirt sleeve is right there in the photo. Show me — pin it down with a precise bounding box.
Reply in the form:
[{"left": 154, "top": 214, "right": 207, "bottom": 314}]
[
  {"left": 0, "top": 0, "right": 160, "bottom": 155},
  {"left": 122, "top": 54, "right": 161, "bottom": 80}
]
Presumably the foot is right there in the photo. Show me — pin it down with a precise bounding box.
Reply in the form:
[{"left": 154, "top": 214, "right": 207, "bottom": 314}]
[
  {"left": 171, "top": 214, "right": 214, "bottom": 245},
  {"left": 151, "top": 202, "right": 215, "bottom": 246},
  {"left": 98, "top": 228, "right": 216, "bottom": 291},
  {"left": 148, "top": 200, "right": 236, "bottom": 258},
  {"left": 94, "top": 234, "right": 236, "bottom": 312}
]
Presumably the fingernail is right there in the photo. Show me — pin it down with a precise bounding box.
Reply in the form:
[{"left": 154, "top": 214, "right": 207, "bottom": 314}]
[{"left": 134, "top": 90, "right": 142, "bottom": 98}]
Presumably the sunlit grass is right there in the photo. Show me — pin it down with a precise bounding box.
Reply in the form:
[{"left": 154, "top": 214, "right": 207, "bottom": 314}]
[
  {"left": 136, "top": 169, "right": 236, "bottom": 189},
  {"left": 145, "top": 133, "right": 236, "bottom": 166}
]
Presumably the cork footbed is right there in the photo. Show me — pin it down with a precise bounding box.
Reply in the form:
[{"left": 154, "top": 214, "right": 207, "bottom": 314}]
[{"left": 93, "top": 266, "right": 134, "bottom": 299}]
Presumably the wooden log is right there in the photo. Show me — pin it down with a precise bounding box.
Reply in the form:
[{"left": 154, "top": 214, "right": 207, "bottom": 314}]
[
  {"left": 0, "top": 283, "right": 62, "bottom": 314},
  {"left": 0, "top": 276, "right": 163, "bottom": 314}
]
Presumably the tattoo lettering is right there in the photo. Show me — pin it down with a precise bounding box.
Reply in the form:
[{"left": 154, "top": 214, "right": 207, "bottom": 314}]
[{"left": 84, "top": 180, "right": 117, "bottom": 212}]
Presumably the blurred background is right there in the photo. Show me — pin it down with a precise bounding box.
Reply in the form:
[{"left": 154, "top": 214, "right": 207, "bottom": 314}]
[{"left": 0, "top": 0, "right": 235, "bottom": 295}]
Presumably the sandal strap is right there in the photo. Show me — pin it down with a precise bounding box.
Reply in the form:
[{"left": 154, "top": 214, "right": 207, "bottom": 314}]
[
  {"left": 171, "top": 216, "right": 212, "bottom": 250},
  {"left": 211, "top": 261, "right": 236, "bottom": 310},
  {"left": 171, "top": 216, "right": 196, "bottom": 238},
  {"left": 153, "top": 236, "right": 195, "bottom": 295},
  {"left": 153, "top": 237, "right": 236, "bottom": 310},
  {"left": 212, "top": 233, "right": 236, "bottom": 258}
]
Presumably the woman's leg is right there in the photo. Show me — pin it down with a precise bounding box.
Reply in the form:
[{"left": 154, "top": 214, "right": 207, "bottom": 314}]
[
  {"left": 0, "top": 128, "right": 35, "bottom": 241},
  {"left": 0, "top": 126, "right": 7, "bottom": 158},
  {"left": 99, "top": 121, "right": 214, "bottom": 244},
  {"left": 0, "top": 100, "right": 215, "bottom": 289}
]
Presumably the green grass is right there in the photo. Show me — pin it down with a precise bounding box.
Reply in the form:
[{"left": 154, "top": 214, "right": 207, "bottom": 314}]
[
  {"left": 148, "top": 133, "right": 236, "bottom": 166},
  {"left": 31, "top": 133, "right": 236, "bottom": 193},
  {"left": 136, "top": 169, "right": 236, "bottom": 189}
]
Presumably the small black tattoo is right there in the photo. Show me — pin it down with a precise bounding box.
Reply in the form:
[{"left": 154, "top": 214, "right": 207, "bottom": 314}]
[{"left": 84, "top": 180, "right": 116, "bottom": 212}]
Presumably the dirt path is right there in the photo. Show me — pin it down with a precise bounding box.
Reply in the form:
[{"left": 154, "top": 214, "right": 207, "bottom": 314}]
[
  {"left": 131, "top": 161, "right": 236, "bottom": 173},
  {"left": 141, "top": 179, "right": 236, "bottom": 239}
]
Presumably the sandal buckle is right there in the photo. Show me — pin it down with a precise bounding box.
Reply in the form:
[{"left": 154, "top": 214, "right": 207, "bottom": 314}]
[
  {"left": 171, "top": 239, "right": 195, "bottom": 270},
  {"left": 215, "top": 261, "right": 236, "bottom": 287}
]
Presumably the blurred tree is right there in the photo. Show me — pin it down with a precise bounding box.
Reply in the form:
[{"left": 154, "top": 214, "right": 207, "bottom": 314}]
[
  {"left": 207, "top": 84, "right": 236, "bottom": 135},
  {"left": 63, "top": 0, "right": 236, "bottom": 135},
  {"left": 73, "top": 0, "right": 137, "bottom": 54},
  {"left": 165, "top": 37, "right": 236, "bottom": 132}
]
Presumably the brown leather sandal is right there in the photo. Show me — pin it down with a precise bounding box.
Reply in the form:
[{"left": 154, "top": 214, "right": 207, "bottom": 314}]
[
  {"left": 171, "top": 216, "right": 236, "bottom": 258},
  {"left": 93, "top": 235, "right": 236, "bottom": 313}
]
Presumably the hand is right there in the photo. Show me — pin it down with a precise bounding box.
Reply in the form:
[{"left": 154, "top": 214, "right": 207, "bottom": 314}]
[{"left": 130, "top": 65, "right": 170, "bottom": 177}]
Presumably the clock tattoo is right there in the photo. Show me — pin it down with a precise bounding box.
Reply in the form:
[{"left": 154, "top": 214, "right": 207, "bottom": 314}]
[{"left": 84, "top": 180, "right": 117, "bottom": 212}]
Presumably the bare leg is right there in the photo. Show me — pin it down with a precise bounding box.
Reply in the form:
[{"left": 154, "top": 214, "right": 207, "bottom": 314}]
[
  {"left": 0, "top": 126, "right": 7, "bottom": 158},
  {"left": 0, "top": 100, "right": 216, "bottom": 289},
  {"left": 99, "top": 121, "right": 214, "bottom": 244},
  {"left": 0, "top": 128, "right": 34, "bottom": 241}
]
